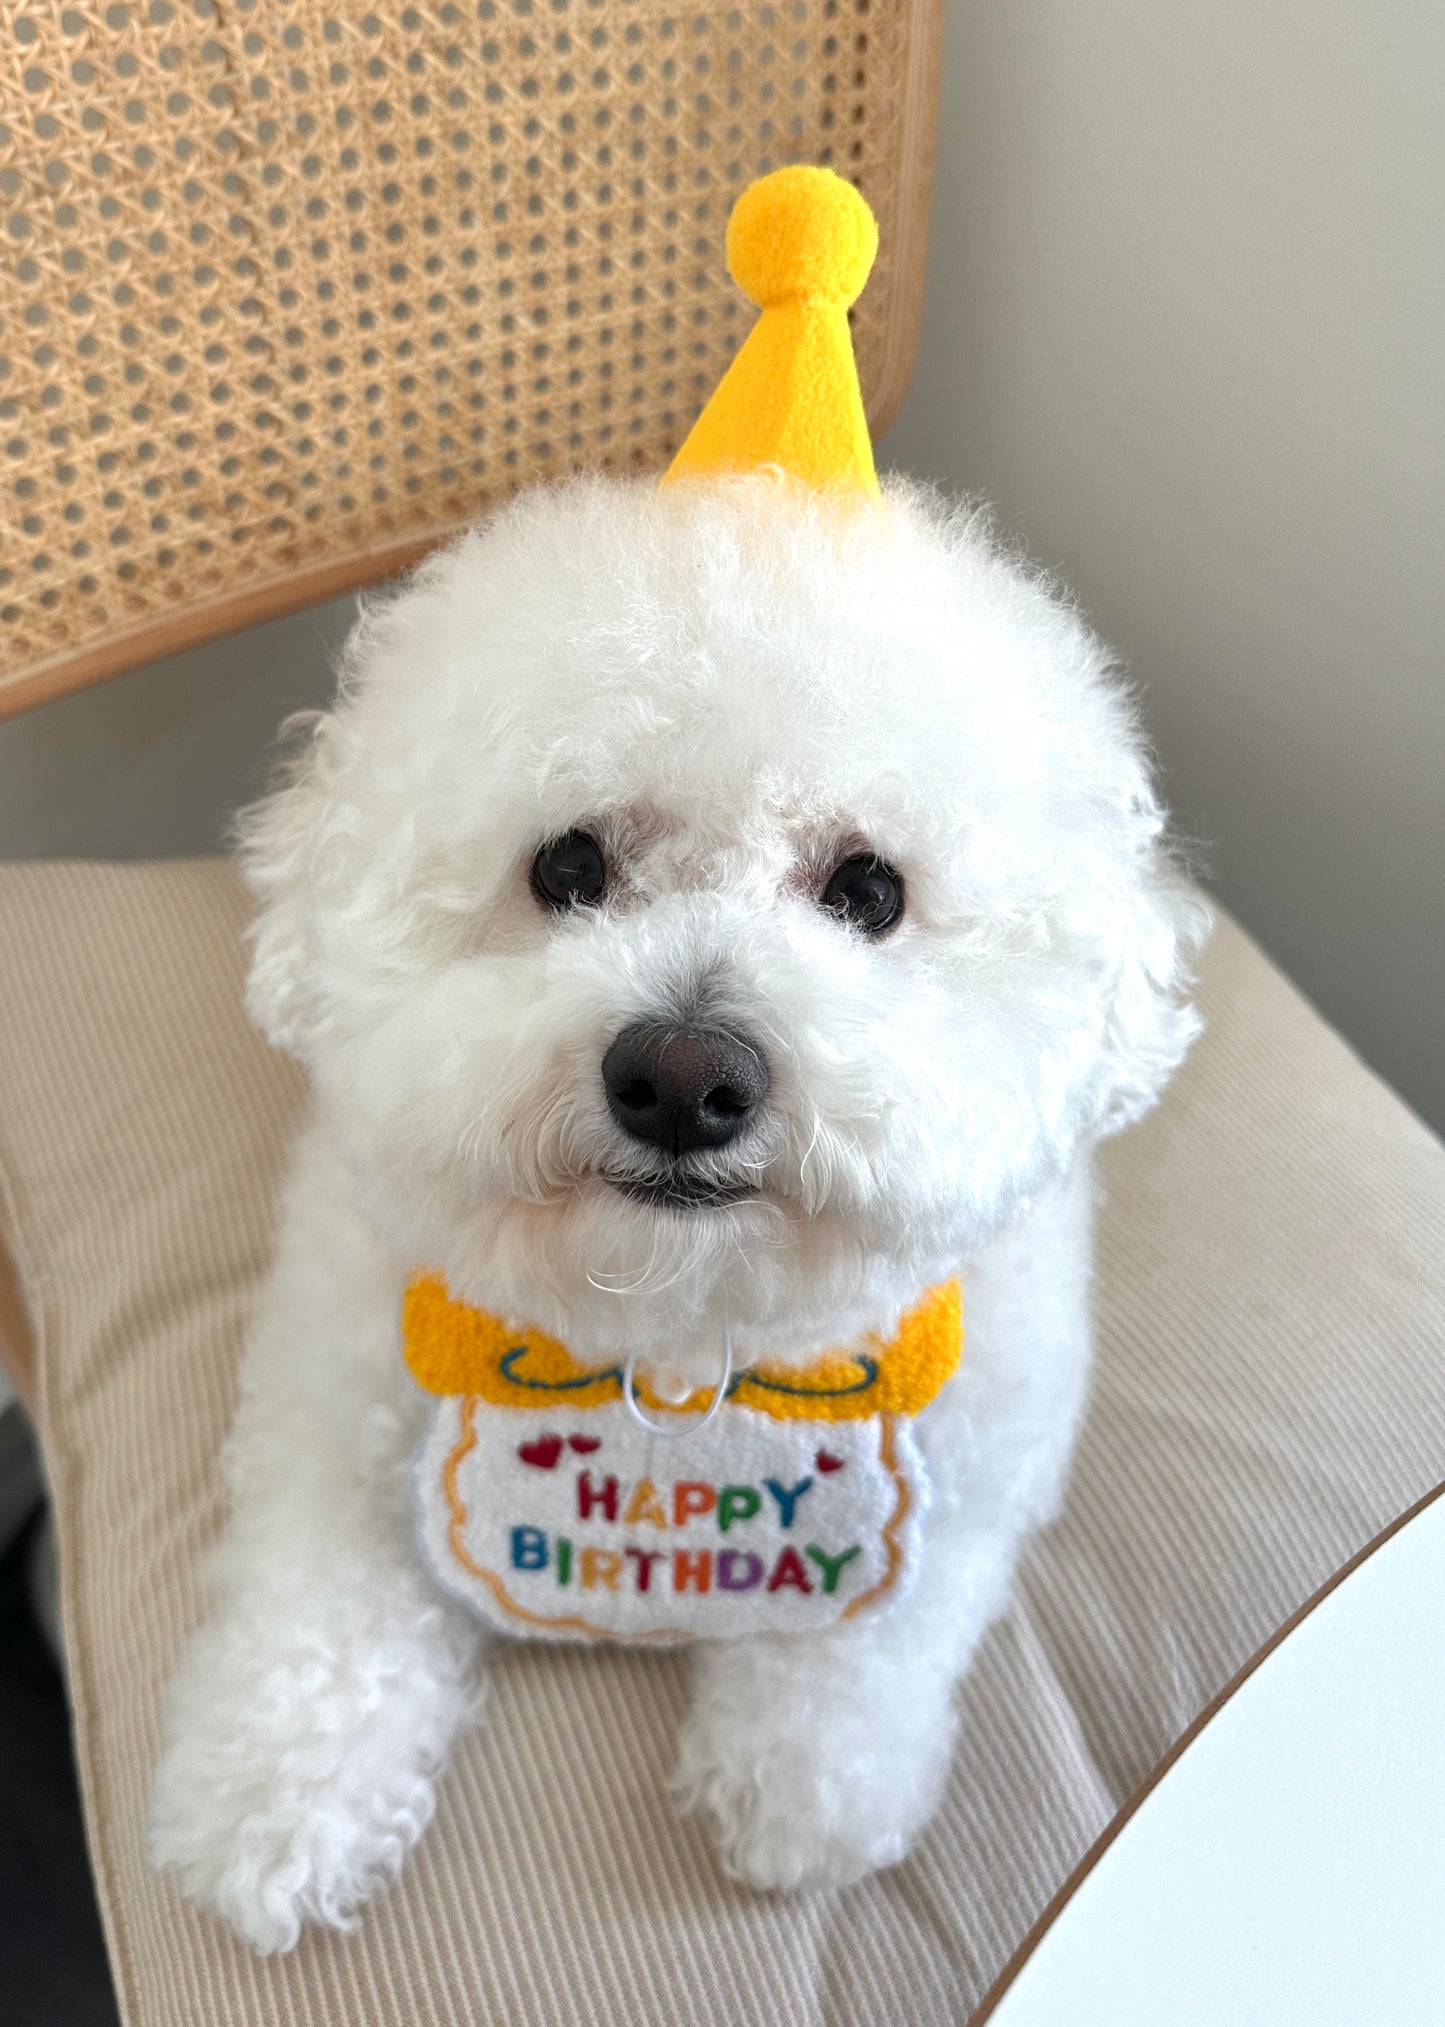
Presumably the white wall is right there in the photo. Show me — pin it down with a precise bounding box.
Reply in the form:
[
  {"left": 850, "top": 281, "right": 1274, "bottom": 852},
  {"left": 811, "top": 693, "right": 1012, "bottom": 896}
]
[
  {"left": 1, "top": 0, "right": 1440, "bottom": 1129},
  {"left": 882, "top": 0, "right": 1444, "bottom": 1131},
  {"left": 0, "top": 598, "right": 353, "bottom": 861}
]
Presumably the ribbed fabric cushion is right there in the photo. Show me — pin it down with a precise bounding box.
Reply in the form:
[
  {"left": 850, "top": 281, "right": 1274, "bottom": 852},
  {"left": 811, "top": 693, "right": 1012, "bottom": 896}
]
[{"left": 0, "top": 859, "right": 1442, "bottom": 2026}]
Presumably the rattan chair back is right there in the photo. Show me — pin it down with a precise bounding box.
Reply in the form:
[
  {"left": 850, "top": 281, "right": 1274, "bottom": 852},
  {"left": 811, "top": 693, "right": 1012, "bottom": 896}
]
[{"left": 1, "top": 0, "right": 941, "bottom": 719}]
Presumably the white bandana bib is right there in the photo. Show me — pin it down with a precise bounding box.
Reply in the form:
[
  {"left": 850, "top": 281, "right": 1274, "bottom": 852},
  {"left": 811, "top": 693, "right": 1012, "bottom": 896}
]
[{"left": 404, "top": 1278, "right": 962, "bottom": 1646}]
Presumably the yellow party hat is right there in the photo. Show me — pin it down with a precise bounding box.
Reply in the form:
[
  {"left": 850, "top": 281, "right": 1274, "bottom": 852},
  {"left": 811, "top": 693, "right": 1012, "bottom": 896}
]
[{"left": 663, "top": 165, "right": 880, "bottom": 500}]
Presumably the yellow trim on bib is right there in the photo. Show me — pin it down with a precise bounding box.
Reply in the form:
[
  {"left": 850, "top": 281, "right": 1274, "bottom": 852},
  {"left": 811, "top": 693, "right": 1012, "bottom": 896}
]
[{"left": 402, "top": 1275, "right": 962, "bottom": 1423}]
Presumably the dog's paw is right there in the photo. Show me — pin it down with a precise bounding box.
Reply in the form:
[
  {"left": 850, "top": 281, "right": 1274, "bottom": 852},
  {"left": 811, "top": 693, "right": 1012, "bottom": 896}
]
[
  {"left": 148, "top": 1607, "right": 476, "bottom": 1951},
  {"left": 674, "top": 1643, "right": 956, "bottom": 1891},
  {"left": 149, "top": 1739, "right": 438, "bottom": 1953}
]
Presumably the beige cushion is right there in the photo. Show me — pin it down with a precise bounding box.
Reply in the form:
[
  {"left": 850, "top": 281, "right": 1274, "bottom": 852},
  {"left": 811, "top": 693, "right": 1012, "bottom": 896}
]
[{"left": 1, "top": 858, "right": 1442, "bottom": 2026}]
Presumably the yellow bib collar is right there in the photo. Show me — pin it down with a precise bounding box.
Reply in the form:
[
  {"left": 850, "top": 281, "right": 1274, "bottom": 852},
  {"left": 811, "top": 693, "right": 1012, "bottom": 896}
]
[{"left": 402, "top": 1275, "right": 962, "bottom": 1425}]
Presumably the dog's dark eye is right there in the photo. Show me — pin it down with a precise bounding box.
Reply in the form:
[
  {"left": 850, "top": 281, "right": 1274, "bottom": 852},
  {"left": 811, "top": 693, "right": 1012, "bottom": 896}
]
[
  {"left": 821, "top": 853, "right": 904, "bottom": 935},
  {"left": 532, "top": 830, "right": 607, "bottom": 910}
]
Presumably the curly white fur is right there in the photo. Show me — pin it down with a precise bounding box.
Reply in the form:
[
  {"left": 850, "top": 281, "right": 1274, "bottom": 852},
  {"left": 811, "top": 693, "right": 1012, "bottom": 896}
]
[{"left": 148, "top": 473, "right": 1205, "bottom": 1948}]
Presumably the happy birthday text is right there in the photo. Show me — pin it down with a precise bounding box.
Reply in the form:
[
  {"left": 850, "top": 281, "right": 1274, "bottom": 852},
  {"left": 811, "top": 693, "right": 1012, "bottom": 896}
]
[{"left": 509, "top": 1468, "right": 863, "bottom": 1597}]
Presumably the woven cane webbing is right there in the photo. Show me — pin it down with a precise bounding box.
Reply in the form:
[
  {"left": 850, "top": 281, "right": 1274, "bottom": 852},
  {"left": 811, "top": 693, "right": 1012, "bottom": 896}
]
[{"left": 0, "top": 0, "right": 942, "bottom": 717}]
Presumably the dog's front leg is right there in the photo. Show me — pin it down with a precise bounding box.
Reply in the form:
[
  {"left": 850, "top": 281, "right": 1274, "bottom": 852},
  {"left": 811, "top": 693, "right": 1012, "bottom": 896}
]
[
  {"left": 675, "top": 1163, "right": 1095, "bottom": 1889},
  {"left": 148, "top": 1118, "right": 482, "bottom": 1951}
]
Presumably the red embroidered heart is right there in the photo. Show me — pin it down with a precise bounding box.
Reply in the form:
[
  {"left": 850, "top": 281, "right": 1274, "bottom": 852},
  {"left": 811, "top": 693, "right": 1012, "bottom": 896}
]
[
  {"left": 815, "top": 1449, "right": 845, "bottom": 1474},
  {"left": 568, "top": 1435, "right": 601, "bottom": 1454},
  {"left": 518, "top": 1434, "right": 563, "bottom": 1470}
]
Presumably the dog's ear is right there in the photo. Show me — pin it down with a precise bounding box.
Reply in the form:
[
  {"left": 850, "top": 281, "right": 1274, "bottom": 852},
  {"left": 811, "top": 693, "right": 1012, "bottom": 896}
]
[
  {"left": 236, "top": 714, "right": 339, "bottom": 1061},
  {"left": 1091, "top": 863, "right": 1210, "bottom": 1135}
]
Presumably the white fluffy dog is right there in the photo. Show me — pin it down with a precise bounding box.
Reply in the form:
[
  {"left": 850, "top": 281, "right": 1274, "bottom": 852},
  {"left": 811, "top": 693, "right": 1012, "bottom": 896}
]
[{"left": 148, "top": 471, "right": 1203, "bottom": 1951}]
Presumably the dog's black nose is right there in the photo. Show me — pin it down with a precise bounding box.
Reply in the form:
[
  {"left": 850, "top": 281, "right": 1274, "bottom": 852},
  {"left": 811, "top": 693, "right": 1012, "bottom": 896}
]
[{"left": 602, "top": 1023, "right": 768, "bottom": 1156}]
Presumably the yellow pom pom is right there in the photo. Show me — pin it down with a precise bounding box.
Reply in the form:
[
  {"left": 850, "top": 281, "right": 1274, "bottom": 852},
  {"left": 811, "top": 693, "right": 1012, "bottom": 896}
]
[{"left": 726, "top": 165, "right": 878, "bottom": 310}]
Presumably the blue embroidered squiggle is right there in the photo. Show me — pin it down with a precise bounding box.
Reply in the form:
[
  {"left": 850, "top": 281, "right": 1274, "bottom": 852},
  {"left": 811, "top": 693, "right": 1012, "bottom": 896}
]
[
  {"left": 497, "top": 1345, "right": 878, "bottom": 1403},
  {"left": 499, "top": 1347, "right": 624, "bottom": 1393},
  {"left": 740, "top": 1356, "right": 878, "bottom": 1400}
]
